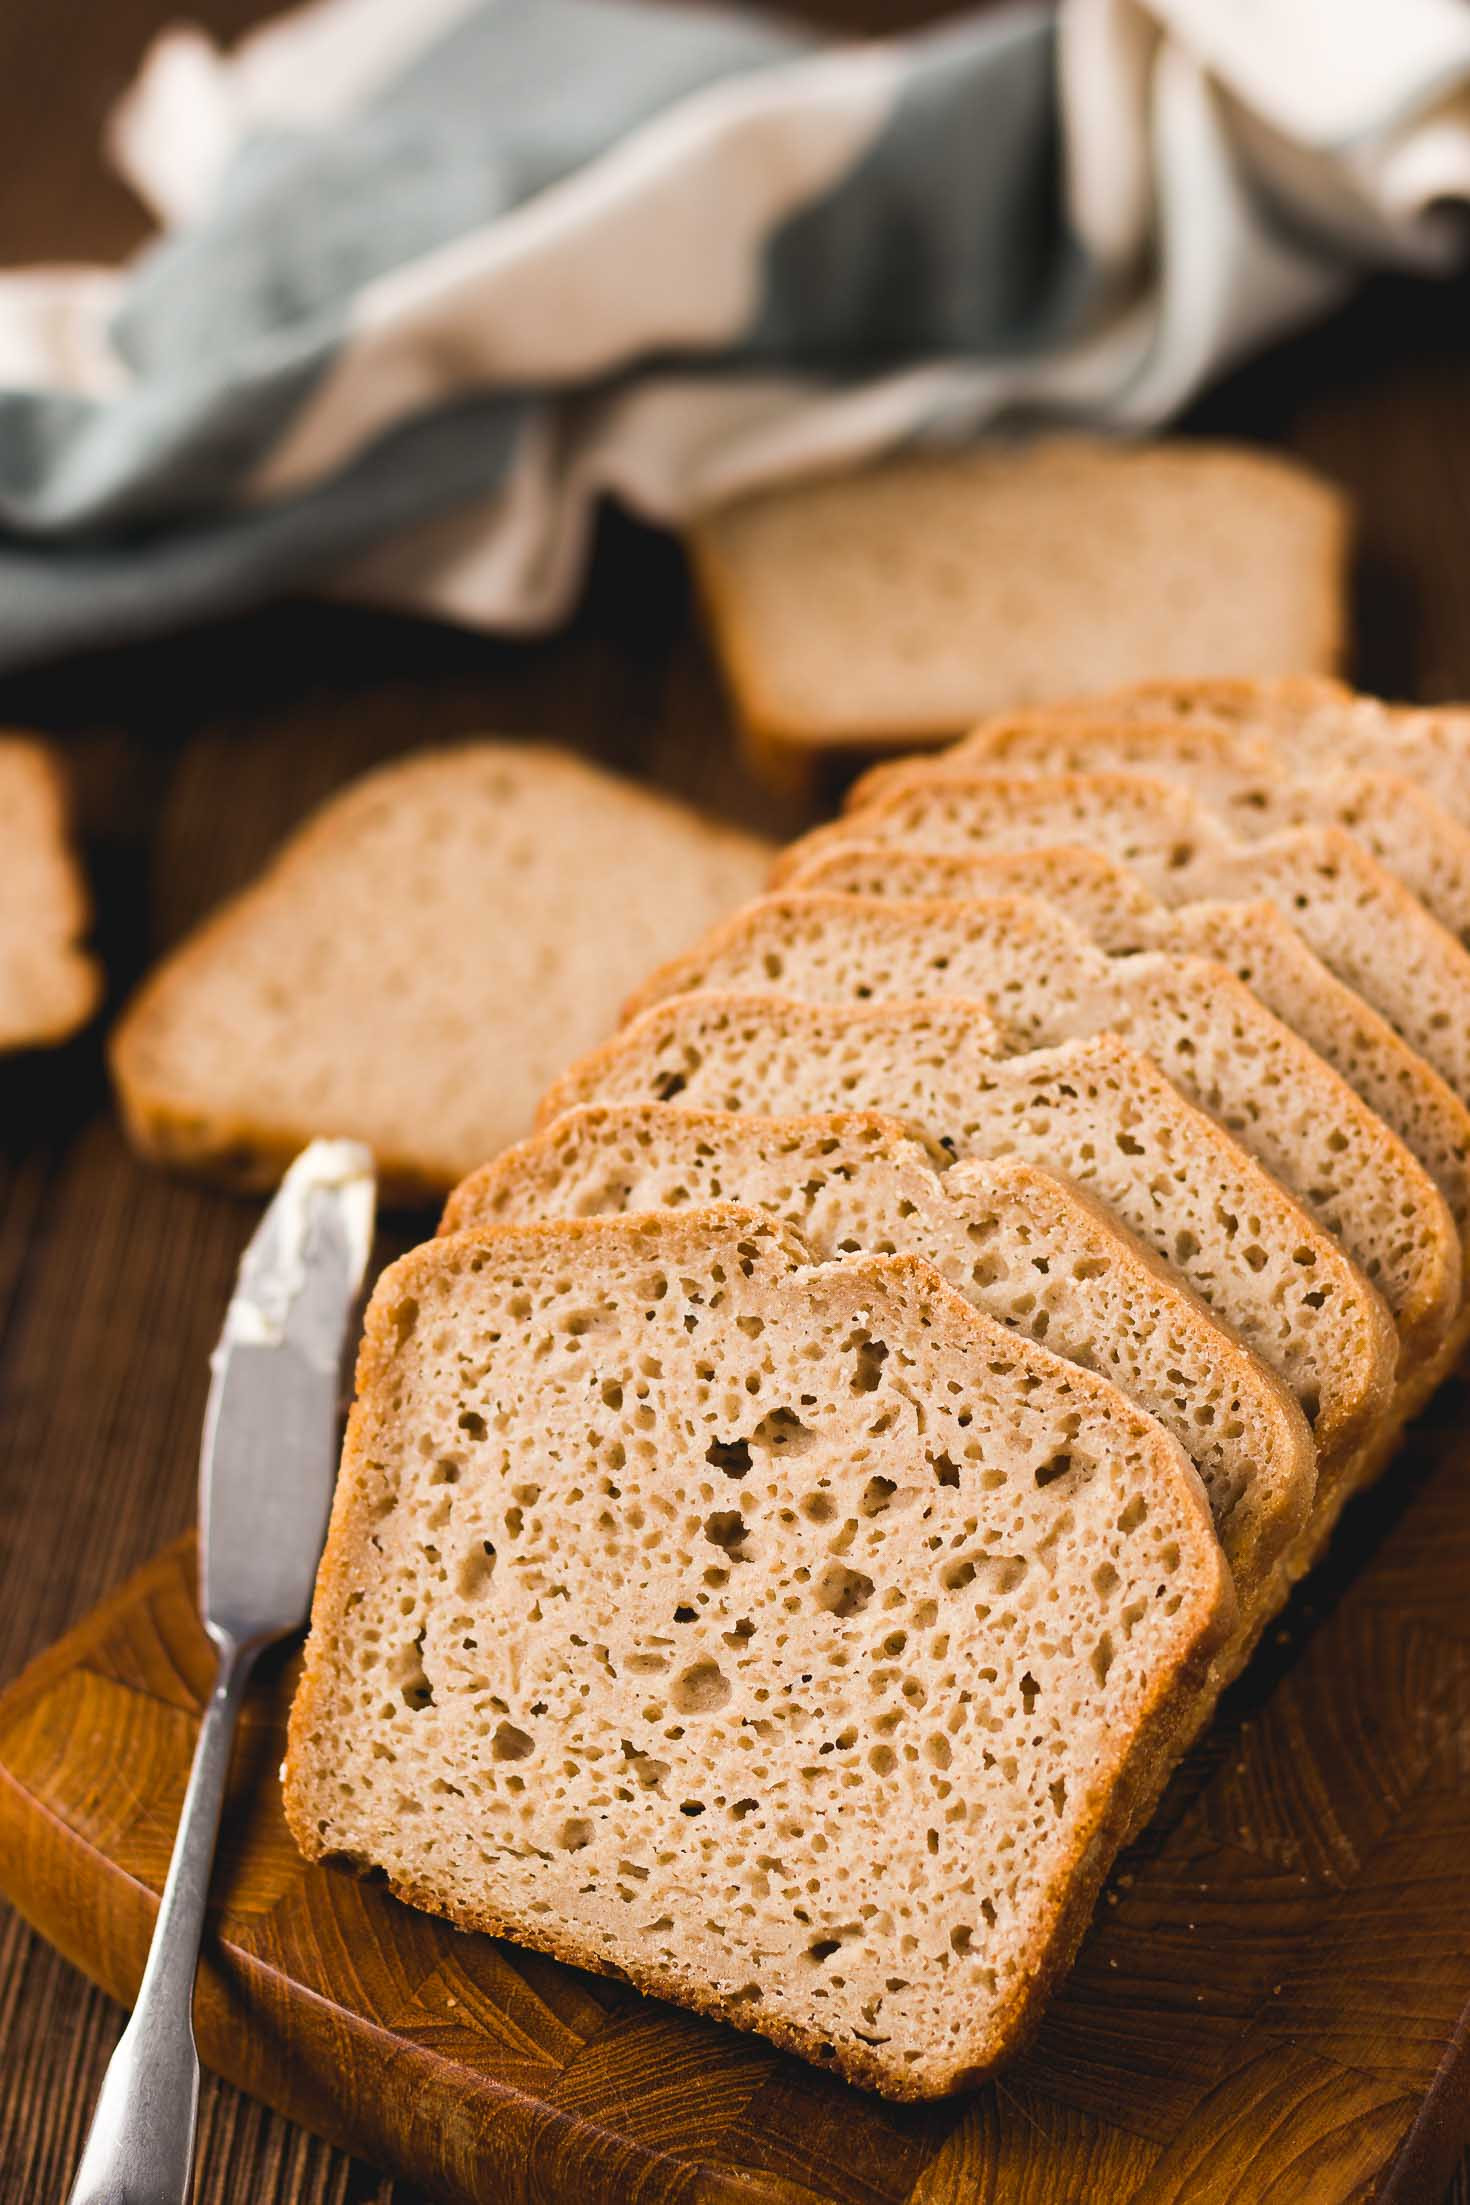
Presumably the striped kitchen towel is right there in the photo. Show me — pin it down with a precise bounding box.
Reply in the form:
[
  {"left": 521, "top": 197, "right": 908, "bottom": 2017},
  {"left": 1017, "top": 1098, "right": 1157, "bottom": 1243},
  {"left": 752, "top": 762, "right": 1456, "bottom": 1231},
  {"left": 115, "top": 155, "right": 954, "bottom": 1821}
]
[{"left": 1, "top": 0, "right": 1468, "bottom": 671}]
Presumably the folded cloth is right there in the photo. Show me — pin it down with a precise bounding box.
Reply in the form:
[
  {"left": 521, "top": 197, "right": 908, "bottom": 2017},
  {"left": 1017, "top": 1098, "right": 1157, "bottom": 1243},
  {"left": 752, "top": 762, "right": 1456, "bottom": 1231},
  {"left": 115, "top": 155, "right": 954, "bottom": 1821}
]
[{"left": 0, "top": 0, "right": 1468, "bottom": 672}]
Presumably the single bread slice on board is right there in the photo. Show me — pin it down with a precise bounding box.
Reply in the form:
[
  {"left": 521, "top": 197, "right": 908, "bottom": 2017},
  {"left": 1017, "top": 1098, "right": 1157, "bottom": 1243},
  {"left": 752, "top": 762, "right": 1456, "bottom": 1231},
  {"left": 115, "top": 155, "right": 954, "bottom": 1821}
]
[
  {"left": 775, "top": 771, "right": 1470, "bottom": 1112},
  {"left": 0, "top": 737, "right": 100, "bottom": 1051},
  {"left": 446, "top": 1104, "right": 1314, "bottom": 1611},
  {"left": 783, "top": 843, "right": 1470, "bottom": 1257},
  {"left": 686, "top": 438, "right": 1347, "bottom": 792},
  {"left": 110, "top": 744, "right": 772, "bottom": 1201},
  {"left": 284, "top": 1207, "right": 1232, "bottom": 2098},
  {"left": 849, "top": 723, "right": 1470, "bottom": 953},
  {"left": 626, "top": 892, "right": 1458, "bottom": 1367},
  {"left": 540, "top": 993, "right": 1396, "bottom": 1469}
]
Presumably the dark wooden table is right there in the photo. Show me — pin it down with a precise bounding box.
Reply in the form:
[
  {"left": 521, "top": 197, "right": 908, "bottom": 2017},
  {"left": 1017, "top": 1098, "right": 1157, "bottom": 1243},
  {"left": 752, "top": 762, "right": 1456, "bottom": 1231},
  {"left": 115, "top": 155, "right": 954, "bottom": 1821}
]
[{"left": 4, "top": 1, "right": 1470, "bottom": 2197}]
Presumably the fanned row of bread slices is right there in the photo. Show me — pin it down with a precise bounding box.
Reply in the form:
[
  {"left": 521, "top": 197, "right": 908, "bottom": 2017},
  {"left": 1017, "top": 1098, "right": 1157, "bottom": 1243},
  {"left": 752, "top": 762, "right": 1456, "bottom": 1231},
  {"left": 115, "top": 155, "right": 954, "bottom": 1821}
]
[{"left": 285, "top": 675, "right": 1470, "bottom": 2102}]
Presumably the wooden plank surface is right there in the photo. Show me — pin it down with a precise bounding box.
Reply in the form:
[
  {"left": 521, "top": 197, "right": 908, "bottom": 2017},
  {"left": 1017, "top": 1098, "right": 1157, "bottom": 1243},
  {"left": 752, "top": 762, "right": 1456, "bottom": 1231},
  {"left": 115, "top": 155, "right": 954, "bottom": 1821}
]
[{"left": 4, "top": 0, "right": 1470, "bottom": 2197}]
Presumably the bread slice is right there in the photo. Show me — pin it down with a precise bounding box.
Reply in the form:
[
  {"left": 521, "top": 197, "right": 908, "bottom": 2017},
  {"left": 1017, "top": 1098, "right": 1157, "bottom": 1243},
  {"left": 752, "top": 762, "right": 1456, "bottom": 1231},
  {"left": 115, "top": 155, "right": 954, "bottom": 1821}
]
[
  {"left": 783, "top": 843, "right": 1470, "bottom": 1258},
  {"left": 109, "top": 744, "right": 772, "bottom": 1201},
  {"left": 284, "top": 1206, "right": 1233, "bottom": 2098},
  {"left": 624, "top": 891, "right": 1458, "bottom": 1367},
  {"left": 775, "top": 771, "right": 1470, "bottom": 1113},
  {"left": 1073, "top": 677, "right": 1470, "bottom": 833},
  {"left": 790, "top": 841, "right": 1163, "bottom": 950},
  {"left": 0, "top": 737, "right": 100, "bottom": 1052},
  {"left": 688, "top": 438, "right": 1348, "bottom": 791},
  {"left": 846, "top": 715, "right": 1299, "bottom": 818},
  {"left": 539, "top": 993, "right": 1396, "bottom": 1469},
  {"left": 1085, "top": 676, "right": 1353, "bottom": 726},
  {"left": 851, "top": 724, "right": 1470, "bottom": 953},
  {"left": 445, "top": 1105, "right": 1314, "bottom": 1612}
]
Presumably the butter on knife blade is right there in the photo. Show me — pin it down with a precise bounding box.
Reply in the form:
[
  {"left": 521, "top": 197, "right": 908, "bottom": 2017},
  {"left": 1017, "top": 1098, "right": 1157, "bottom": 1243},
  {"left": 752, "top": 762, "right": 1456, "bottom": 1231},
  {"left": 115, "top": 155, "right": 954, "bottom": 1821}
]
[
  {"left": 201, "top": 1136, "right": 378, "bottom": 1647},
  {"left": 216, "top": 1137, "right": 376, "bottom": 1368}
]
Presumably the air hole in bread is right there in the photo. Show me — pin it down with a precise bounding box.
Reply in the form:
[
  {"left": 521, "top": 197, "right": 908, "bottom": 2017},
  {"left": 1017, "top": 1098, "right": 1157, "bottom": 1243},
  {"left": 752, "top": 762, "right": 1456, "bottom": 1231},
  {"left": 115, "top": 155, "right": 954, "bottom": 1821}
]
[
  {"left": 491, "top": 1721, "right": 534, "bottom": 1762},
  {"left": 706, "top": 1437, "right": 752, "bottom": 1478},
  {"left": 816, "top": 1563, "right": 874, "bottom": 1617}
]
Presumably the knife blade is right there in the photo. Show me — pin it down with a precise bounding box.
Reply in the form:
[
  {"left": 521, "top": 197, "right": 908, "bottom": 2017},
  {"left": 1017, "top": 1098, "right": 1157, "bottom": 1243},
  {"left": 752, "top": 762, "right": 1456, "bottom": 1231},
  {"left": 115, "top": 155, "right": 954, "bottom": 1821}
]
[
  {"left": 200, "top": 1136, "right": 376, "bottom": 1647},
  {"left": 68, "top": 1137, "right": 376, "bottom": 2205}
]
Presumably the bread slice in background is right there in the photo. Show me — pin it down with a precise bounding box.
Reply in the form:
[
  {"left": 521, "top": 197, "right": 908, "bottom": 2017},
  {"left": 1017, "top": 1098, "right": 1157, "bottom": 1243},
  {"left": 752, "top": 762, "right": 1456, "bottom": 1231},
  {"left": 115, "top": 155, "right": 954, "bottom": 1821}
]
[
  {"left": 687, "top": 438, "right": 1349, "bottom": 792},
  {"left": 539, "top": 991, "right": 1396, "bottom": 1475},
  {"left": 284, "top": 1206, "right": 1231, "bottom": 2098},
  {"left": 0, "top": 736, "right": 100, "bottom": 1052},
  {"left": 109, "top": 744, "right": 772, "bottom": 1201},
  {"left": 445, "top": 1103, "right": 1314, "bottom": 1614},
  {"left": 785, "top": 841, "right": 1470, "bottom": 1258}
]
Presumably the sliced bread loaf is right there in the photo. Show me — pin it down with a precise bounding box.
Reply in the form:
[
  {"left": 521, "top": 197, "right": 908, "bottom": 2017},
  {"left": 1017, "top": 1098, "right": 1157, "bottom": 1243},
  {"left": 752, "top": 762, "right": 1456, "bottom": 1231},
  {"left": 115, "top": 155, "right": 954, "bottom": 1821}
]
[
  {"left": 539, "top": 994, "right": 1396, "bottom": 1466},
  {"left": 0, "top": 737, "right": 100, "bottom": 1052},
  {"left": 852, "top": 725, "right": 1470, "bottom": 953},
  {"left": 284, "top": 1206, "right": 1232, "bottom": 2097},
  {"left": 776, "top": 771, "right": 1470, "bottom": 1113},
  {"left": 781, "top": 843, "right": 1470, "bottom": 1257},
  {"left": 687, "top": 438, "right": 1347, "bottom": 792},
  {"left": 624, "top": 891, "right": 1458, "bottom": 1366},
  {"left": 109, "top": 744, "right": 773, "bottom": 1200},
  {"left": 445, "top": 1104, "right": 1314, "bottom": 1609}
]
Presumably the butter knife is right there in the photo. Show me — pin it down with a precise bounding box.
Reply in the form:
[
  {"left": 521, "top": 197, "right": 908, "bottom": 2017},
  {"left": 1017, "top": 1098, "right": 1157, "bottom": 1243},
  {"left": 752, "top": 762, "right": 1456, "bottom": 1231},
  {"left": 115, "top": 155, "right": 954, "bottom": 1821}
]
[{"left": 67, "top": 1138, "right": 376, "bottom": 2205}]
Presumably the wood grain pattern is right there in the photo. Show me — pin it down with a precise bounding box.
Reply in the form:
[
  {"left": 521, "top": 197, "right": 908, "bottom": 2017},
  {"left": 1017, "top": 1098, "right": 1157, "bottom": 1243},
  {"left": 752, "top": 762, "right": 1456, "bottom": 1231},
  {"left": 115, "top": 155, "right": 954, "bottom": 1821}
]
[
  {"left": 4, "top": 0, "right": 1470, "bottom": 2198},
  {"left": 7, "top": 1353, "right": 1470, "bottom": 2205}
]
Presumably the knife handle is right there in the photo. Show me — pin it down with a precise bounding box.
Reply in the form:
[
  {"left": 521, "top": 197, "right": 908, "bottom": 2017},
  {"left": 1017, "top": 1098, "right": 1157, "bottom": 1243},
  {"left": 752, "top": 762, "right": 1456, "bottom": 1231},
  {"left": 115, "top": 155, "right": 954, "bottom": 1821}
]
[{"left": 67, "top": 1635, "right": 258, "bottom": 2205}]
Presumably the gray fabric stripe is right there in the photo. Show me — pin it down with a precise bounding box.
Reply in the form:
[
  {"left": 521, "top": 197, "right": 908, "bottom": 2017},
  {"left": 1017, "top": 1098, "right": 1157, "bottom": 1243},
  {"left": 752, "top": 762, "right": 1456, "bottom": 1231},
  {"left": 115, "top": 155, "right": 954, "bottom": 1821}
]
[
  {"left": 0, "top": 336, "right": 330, "bottom": 533},
  {"left": 744, "top": 7, "right": 1095, "bottom": 370},
  {"left": 0, "top": 391, "right": 527, "bottom": 669},
  {"left": 376, "top": 0, "right": 808, "bottom": 145}
]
